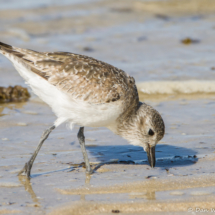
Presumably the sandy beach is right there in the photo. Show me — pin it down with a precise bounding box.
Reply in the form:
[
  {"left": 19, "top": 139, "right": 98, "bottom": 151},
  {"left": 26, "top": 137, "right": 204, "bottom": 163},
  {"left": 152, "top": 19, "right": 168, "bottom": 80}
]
[{"left": 0, "top": 0, "right": 215, "bottom": 214}]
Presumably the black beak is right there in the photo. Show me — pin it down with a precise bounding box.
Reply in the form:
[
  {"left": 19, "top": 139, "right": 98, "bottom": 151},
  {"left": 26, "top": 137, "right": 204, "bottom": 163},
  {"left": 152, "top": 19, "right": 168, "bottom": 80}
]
[{"left": 147, "top": 145, "right": 156, "bottom": 168}]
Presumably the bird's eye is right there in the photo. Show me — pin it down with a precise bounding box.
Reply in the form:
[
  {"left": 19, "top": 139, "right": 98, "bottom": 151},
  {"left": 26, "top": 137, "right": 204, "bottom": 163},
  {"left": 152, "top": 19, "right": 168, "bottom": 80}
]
[{"left": 148, "top": 129, "right": 154, "bottom": 136}]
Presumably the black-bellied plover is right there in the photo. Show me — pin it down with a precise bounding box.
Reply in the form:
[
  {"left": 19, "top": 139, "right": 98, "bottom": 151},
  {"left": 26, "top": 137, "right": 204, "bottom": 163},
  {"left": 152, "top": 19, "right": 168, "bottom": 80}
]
[{"left": 0, "top": 41, "right": 165, "bottom": 179}]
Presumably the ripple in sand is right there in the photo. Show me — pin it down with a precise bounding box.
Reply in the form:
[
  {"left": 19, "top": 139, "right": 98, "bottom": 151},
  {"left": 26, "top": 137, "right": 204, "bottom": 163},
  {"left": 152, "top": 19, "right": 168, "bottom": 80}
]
[
  {"left": 170, "top": 191, "right": 184, "bottom": 196},
  {"left": 190, "top": 191, "right": 211, "bottom": 196},
  {"left": 0, "top": 182, "right": 21, "bottom": 188}
]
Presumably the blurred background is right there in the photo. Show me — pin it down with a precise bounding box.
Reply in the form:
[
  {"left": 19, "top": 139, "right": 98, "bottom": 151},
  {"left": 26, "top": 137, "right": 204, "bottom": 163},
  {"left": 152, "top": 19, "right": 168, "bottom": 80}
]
[
  {"left": 1, "top": 1, "right": 215, "bottom": 214},
  {"left": 1, "top": 0, "right": 215, "bottom": 89}
]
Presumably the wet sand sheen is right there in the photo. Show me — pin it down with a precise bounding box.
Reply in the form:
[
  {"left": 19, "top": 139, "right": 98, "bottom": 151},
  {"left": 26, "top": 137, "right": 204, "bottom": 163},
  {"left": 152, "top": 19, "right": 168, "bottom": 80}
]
[
  {"left": 50, "top": 175, "right": 215, "bottom": 214},
  {"left": 57, "top": 174, "right": 215, "bottom": 195},
  {"left": 51, "top": 175, "right": 215, "bottom": 214}
]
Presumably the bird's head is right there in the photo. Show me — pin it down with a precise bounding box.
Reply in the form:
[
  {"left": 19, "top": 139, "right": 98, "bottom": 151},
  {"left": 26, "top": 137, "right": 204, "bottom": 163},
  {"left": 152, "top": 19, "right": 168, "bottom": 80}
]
[{"left": 120, "top": 103, "right": 165, "bottom": 168}]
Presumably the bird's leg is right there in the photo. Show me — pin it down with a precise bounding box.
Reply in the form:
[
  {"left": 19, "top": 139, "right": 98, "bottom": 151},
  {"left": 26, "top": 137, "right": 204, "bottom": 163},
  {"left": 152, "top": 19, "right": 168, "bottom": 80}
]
[
  {"left": 18, "top": 125, "right": 55, "bottom": 179},
  {"left": 77, "top": 127, "right": 92, "bottom": 174}
]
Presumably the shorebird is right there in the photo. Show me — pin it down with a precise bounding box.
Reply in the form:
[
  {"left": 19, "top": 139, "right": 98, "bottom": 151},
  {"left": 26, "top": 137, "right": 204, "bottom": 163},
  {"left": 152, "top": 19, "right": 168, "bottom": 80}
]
[{"left": 0, "top": 41, "right": 165, "bottom": 179}]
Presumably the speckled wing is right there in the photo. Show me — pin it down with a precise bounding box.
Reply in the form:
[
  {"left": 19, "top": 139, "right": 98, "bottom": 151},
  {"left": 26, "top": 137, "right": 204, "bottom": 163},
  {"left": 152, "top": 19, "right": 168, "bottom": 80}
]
[
  {"left": 0, "top": 42, "right": 139, "bottom": 106},
  {"left": 44, "top": 52, "right": 139, "bottom": 105}
]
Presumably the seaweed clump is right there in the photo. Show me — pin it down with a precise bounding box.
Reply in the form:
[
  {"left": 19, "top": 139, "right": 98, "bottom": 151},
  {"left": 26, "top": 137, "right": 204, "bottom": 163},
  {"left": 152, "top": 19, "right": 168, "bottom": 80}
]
[
  {"left": 0, "top": 85, "right": 30, "bottom": 103},
  {"left": 181, "top": 37, "right": 200, "bottom": 45}
]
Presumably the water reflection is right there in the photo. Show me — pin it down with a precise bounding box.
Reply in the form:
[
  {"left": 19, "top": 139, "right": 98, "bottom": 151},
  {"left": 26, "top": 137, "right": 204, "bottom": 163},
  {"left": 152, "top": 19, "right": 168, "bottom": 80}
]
[
  {"left": 85, "top": 174, "right": 91, "bottom": 185},
  {"left": 129, "top": 191, "right": 156, "bottom": 200},
  {"left": 0, "top": 102, "right": 26, "bottom": 117},
  {"left": 18, "top": 175, "right": 39, "bottom": 204}
]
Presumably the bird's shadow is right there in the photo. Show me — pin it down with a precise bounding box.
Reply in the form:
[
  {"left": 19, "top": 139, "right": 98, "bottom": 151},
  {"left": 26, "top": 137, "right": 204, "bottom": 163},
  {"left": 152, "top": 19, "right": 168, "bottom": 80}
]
[
  {"left": 86, "top": 144, "right": 198, "bottom": 168},
  {"left": 30, "top": 167, "right": 74, "bottom": 178}
]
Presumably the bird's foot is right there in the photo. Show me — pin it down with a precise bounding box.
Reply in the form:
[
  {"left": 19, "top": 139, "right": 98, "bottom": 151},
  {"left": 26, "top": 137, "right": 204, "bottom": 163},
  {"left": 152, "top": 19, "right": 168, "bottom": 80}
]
[
  {"left": 86, "top": 167, "right": 93, "bottom": 175},
  {"left": 17, "top": 162, "right": 32, "bottom": 179}
]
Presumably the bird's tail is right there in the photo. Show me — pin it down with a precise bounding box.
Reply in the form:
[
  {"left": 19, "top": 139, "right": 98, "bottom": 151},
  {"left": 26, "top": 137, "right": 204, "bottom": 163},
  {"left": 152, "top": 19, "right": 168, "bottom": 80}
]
[
  {"left": 0, "top": 41, "right": 47, "bottom": 79},
  {"left": 0, "top": 41, "right": 13, "bottom": 51},
  {"left": 0, "top": 41, "right": 20, "bottom": 67}
]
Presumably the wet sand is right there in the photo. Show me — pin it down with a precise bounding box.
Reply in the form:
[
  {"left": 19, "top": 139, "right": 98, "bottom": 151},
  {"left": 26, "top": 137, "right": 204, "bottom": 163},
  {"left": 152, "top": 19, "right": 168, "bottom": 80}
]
[{"left": 1, "top": 0, "right": 215, "bottom": 214}]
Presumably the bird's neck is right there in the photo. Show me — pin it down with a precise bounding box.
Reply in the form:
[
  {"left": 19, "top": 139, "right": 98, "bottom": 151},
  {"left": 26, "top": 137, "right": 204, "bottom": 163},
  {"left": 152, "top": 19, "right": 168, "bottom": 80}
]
[{"left": 107, "top": 102, "right": 142, "bottom": 137}]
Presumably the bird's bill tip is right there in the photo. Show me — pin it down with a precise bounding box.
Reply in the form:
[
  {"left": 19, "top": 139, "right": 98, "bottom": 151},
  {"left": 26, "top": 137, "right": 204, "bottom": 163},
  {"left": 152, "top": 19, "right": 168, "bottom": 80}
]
[{"left": 147, "top": 145, "right": 156, "bottom": 168}]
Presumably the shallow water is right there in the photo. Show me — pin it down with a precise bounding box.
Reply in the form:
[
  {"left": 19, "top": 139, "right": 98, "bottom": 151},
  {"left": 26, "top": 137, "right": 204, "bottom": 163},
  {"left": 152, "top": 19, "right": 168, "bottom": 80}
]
[{"left": 0, "top": 0, "right": 215, "bottom": 214}]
